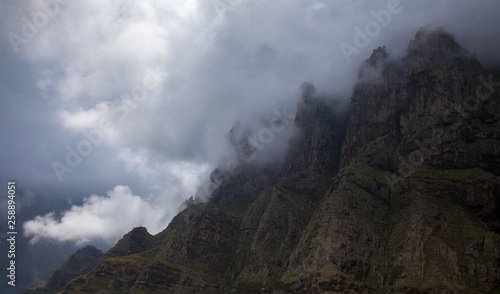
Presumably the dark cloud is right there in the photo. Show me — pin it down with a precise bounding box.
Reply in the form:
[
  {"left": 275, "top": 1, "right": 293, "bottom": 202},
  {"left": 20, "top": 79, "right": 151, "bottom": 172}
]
[{"left": 0, "top": 0, "right": 499, "bottom": 244}]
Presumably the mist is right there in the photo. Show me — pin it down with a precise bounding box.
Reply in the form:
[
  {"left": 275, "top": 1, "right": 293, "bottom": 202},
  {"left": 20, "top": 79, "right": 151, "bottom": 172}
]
[{"left": 0, "top": 0, "right": 499, "bottom": 245}]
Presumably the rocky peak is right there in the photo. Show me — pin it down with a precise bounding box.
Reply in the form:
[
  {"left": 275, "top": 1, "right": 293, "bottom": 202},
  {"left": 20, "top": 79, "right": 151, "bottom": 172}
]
[
  {"left": 405, "top": 27, "right": 480, "bottom": 75},
  {"left": 368, "top": 45, "right": 388, "bottom": 62},
  {"left": 300, "top": 81, "right": 317, "bottom": 104},
  {"left": 103, "top": 227, "right": 153, "bottom": 259},
  {"left": 341, "top": 26, "right": 490, "bottom": 168},
  {"left": 183, "top": 104, "right": 295, "bottom": 208},
  {"left": 283, "top": 82, "right": 348, "bottom": 176},
  {"left": 356, "top": 46, "right": 394, "bottom": 85},
  {"left": 409, "top": 27, "right": 463, "bottom": 55}
]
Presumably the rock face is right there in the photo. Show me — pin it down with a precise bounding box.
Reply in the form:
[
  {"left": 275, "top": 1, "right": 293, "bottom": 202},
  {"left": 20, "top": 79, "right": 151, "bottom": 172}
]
[
  {"left": 25, "top": 245, "right": 103, "bottom": 294},
  {"left": 283, "top": 81, "right": 347, "bottom": 176},
  {"left": 103, "top": 227, "right": 153, "bottom": 259},
  {"left": 289, "top": 28, "right": 500, "bottom": 293},
  {"left": 39, "top": 28, "right": 500, "bottom": 293}
]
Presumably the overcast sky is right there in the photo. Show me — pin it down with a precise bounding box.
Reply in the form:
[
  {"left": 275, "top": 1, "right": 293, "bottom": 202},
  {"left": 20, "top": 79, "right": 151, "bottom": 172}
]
[{"left": 1, "top": 0, "right": 499, "bottom": 246}]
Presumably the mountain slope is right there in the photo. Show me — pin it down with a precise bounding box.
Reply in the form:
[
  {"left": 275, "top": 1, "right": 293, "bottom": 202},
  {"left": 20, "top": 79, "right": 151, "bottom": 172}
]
[{"left": 25, "top": 245, "right": 102, "bottom": 294}]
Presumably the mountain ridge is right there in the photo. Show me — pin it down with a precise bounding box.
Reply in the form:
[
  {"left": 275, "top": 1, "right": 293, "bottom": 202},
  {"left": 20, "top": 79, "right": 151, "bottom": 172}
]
[{"left": 30, "top": 27, "right": 500, "bottom": 293}]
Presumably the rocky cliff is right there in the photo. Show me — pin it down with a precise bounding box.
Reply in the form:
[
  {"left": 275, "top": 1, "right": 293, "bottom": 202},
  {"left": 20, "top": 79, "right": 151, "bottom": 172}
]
[
  {"left": 286, "top": 28, "right": 500, "bottom": 293},
  {"left": 32, "top": 28, "right": 500, "bottom": 293}
]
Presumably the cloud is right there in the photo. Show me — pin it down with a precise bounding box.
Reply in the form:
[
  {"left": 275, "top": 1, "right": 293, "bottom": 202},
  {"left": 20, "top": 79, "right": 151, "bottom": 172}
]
[
  {"left": 116, "top": 147, "right": 209, "bottom": 193},
  {"left": 23, "top": 185, "right": 166, "bottom": 245},
  {"left": 2, "top": 0, "right": 500, "bottom": 245}
]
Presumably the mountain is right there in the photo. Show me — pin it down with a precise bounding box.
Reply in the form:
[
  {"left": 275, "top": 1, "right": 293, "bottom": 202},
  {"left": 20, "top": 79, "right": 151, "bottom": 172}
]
[
  {"left": 24, "top": 245, "right": 102, "bottom": 294},
  {"left": 30, "top": 28, "right": 500, "bottom": 293}
]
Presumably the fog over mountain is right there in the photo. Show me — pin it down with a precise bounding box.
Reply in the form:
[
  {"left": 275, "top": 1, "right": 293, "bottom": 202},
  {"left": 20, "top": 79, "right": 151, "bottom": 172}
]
[{"left": 0, "top": 0, "right": 499, "bottom": 246}]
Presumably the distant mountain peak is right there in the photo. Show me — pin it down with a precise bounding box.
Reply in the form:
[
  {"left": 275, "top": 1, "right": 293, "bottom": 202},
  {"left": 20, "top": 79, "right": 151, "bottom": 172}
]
[
  {"left": 406, "top": 26, "right": 476, "bottom": 64},
  {"left": 367, "top": 46, "right": 388, "bottom": 64},
  {"left": 26, "top": 245, "right": 102, "bottom": 294}
]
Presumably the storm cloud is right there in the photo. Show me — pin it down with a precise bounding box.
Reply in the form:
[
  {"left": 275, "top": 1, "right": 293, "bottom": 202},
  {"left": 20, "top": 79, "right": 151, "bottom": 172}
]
[{"left": 0, "top": 0, "right": 499, "bottom": 244}]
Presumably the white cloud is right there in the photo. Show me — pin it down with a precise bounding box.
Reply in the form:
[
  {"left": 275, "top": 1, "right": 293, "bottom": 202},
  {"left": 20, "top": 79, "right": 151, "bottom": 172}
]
[
  {"left": 116, "top": 147, "right": 209, "bottom": 193},
  {"left": 23, "top": 185, "right": 166, "bottom": 245},
  {"left": 22, "top": 148, "right": 210, "bottom": 245},
  {"left": 61, "top": 103, "right": 110, "bottom": 130}
]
